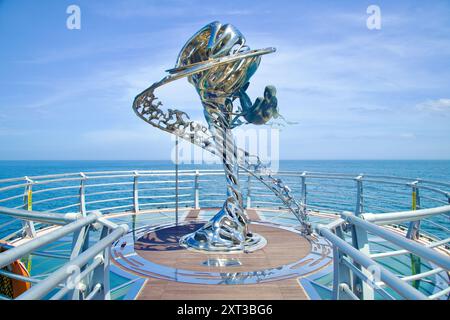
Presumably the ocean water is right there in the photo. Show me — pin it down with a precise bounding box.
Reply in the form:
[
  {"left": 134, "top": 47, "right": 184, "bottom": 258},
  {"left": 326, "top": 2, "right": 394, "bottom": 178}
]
[
  {"left": 0, "top": 160, "right": 449, "bottom": 239},
  {"left": 0, "top": 160, "right": 449, "bottom": 180}
]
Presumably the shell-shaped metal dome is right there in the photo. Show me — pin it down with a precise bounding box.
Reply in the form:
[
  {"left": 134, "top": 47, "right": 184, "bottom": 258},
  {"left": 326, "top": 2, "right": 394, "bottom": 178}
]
[{"left": 174, "top": 21, "right": 261, "bottom": 96}]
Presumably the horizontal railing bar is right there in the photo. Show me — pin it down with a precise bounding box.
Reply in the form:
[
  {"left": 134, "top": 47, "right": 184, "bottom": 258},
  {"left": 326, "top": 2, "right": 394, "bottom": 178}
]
[
  {"left": 317, "top": 225, "right": 427, "bottom": 300},
  {"left": 341, "top": 256, "right": 395, "bottom": 300},
  {"left": 0, "top": 194, "right": 25, "bottom": 204},
  {"left": 0, "top": 268, "right": 42, "bottom": 284},
  {"left": 93, "top": 204, "right": 134, "bottom": 212},
  {"left": 421, "top": 218, "right": 450, "bottom": 233},
  {"left": 338, "top": 283, "right": 360, "bottom": 300},
  {"left": 362, "top": 195, "right": 411, "bottom": 207},
  {"left": 110, "top": 278, "right": 139, "bottom": 293},
  {"left": 47, "top": 203, "right": 80, "bottom": 213},
  {"left": 306, "top": 189, "right": 351, "bottom": 197},
  {"left": 305, "top": 204, "right": 339, "bottom": 214},
  {"left": 139, "top": 186, "right": 192, "bottom": 192},
  {"left": 0, "top": 183, "right": 28, "bottom": 193},
  {"left": 415, "top": 179, "right": 450, "bottom": 189},
  {"left": 420, "top": 195, "right": 448, "bottom": 205},
  {"left": 86, "top": 182, "right": 134, "bottom": 188},
  {"left": 414, "top": 185, "right": 449, "bottom": 196},
  {"left": 140, "top": 200, "right": 193, "bottom": 205},
  {"left": 0, "top": 213, "right": 99, "bottom": 269},
  {"left": 31, "top": 185, "right": 81, "bottom": 195},
  {"left": 0, "top": 218, "right": 19, "bottom": 230},
  {"left": 363, "top": 204, "right": 396, "bottom": 213},
  {"left": 371, "top": 237, "right": 450, "bottom": 259},
  {"left": 400, "top": 267, "right": 443, "bottom": 282},
  {"left": 0, "top": 206, "right": 80, "bottom": 225},
  {"left": 1, "top": 226, "right": 25, "bottom": 241},
  {"left": 85, "top": 189, "right": 133, "bottom": 197},
  {"left": 137, "top": 180, "right": 194, "bottom": 185},
  {"left": 428, "top": 286, "right": 450, "bottom": 300},
  {"left": 50, "top": 256, "right": 103, "bottom": 300},
  {"left": 362, "top": 179, "right": 412, "bottom": 187},
  {"left": 341, "top": 211, "right": 450, "bottom": 271},
  {"left": 139, "top": 194, "right": 191, "bottom": 199},
  {"left": 361, "top": 205, "right": 450, "bottom": 225},
  {"left": 197, "top": 193, "right": 225, "bottom": 197},
  {"left": 84, "top": 197, "right": 134, "bottom": 206},
  {"left": 362, "top": 186, "right": 411, "bottom": 197},
  {"left": 17, "top": 224, "right": 128, "bottom": 300},
  {"left": 85, "top": 283, "right": 102, "bottom": 300},
  {"left": 31, "top": 194, "right": 80, "bottom": 206}
]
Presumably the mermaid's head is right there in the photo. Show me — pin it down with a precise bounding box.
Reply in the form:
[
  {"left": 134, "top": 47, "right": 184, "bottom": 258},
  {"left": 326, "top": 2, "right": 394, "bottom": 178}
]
[{"left": 264, "top": 86, "right": 277, "bottom": 100}]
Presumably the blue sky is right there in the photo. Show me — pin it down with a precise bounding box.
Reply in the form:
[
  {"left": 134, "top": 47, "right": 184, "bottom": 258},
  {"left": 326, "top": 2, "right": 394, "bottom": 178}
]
[{"left": 0, "top": 0, "right": 449, "bottom": 160}]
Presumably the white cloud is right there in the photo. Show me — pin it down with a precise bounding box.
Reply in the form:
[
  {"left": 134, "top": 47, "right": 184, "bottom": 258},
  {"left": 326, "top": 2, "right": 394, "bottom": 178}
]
[{"left": 416, "top": 98, "right": 450, "bottom": 113}]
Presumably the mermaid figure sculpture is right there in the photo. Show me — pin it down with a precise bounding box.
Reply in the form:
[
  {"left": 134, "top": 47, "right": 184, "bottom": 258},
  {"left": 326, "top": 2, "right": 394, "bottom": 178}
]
[{"left": 172, "top": 21, "right": 278, "bottom": 251}]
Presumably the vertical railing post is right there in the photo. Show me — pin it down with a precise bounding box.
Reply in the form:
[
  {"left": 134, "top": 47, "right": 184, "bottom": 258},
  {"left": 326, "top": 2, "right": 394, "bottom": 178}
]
[
  {"left": 333, "top": 225, "right": 352, "bottom": 300},
  {"left": 79, "top": 172, "right": 87, "bottom": 216},
  {"left": 69, "top": 220, "right": 90, "bottom": 300},
  {"left": 133, "top": 171, "right": 140, "bottom": 214},
  {"left": 407, "top": 180, "right": 421, "bottom": 289},
  {"left": 194, "top": 170, "right": 200, "bottom": 209},
  {"left": 301, "top": 171, "right": 307, "bottom": 214},
  {"left": 351, "top": 174, "right": 374, "bottom": 300},
  {"left": 246, "top": 173, "right": 251, "bottom": 208},
  {"left": 355, "top": 174, "right": 364, "bottom": 216},
  {"left": 407, "top": 181, "right": 421, "bottom": 239},
  {"left": 90, "top": 226, "right": 110, "bottom": 300},
  {"left": 22, "top": 176, "right": 36, "bottom": 238},
  {"left": 175, "top": 136, "right": 179, "bottom": 226}
]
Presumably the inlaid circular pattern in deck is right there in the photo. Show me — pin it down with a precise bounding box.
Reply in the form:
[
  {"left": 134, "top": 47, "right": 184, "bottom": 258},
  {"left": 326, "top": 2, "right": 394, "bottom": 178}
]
[{"left": 111, "top": 221, "right": 332, "bottom": 285}]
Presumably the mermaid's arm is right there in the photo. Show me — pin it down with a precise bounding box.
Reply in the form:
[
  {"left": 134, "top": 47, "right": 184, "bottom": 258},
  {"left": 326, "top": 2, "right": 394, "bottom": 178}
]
[{"left": 238, "top": 86, "right": 253, "bottom": 113}]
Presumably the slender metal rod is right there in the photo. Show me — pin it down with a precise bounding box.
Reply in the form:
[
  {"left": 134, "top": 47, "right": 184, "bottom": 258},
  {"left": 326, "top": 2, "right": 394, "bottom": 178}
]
[
  {"left": 341, "top": 212, "right": 450, "bottom": 271},
  {"left": 362, "top": 205, "right": 450, "bottom": 225},
  {"left": 0, "top": 213, "right": 98, "bottom": 269},
  {"left": 317, "top": 226, "right": 428, "bottom": 300},
  {"left": 0, "top": 206, "right": 80, "bottom": 225},
  {"left": 175, "top": 136, "right": 179, "bottom": 226},
  {"left": 17, "top": 225, "right": 128, "bottom": 300}
]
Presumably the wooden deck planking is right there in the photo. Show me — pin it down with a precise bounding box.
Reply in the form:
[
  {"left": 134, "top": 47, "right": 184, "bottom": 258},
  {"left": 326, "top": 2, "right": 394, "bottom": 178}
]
[{"left": 132, "top": 220, "right": 312, "bottom": 300}]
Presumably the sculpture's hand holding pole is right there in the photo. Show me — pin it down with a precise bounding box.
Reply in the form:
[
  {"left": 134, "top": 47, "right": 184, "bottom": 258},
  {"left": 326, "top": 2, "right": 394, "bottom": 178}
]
[
  {"left": 175, "top": 21, "right": 272, "bottom": 251},
  {"left": 132, "top": 21, "right": 311, "bottom": 252}
]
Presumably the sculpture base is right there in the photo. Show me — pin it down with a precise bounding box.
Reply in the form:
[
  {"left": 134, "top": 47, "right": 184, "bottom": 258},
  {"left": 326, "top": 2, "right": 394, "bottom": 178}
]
[{"left": 180, "top": 229, "right": 267, "bottom": 253}]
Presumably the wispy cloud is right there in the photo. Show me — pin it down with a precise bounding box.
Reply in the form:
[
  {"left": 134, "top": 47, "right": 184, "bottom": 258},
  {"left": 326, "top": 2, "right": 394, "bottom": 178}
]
[{"left": 416, "top": 98, "right": 450, "bottom": 113}]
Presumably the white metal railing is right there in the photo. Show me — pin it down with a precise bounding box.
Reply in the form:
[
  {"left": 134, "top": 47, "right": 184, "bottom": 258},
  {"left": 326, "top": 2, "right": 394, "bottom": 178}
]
[
  {"left": 317, "top": 205, "right": 450, "bottom": 300},
  {"left": 0, "top": 207, "right": 128, "bottom": 300},
  {"left": 0, "top": 169, "right": 449, "bottom": 300}
]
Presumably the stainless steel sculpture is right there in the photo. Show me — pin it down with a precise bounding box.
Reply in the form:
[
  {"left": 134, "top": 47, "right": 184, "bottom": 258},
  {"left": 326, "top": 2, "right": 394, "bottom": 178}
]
[{"left": 132, "top": 21, "right": 312, "bottom": 252}]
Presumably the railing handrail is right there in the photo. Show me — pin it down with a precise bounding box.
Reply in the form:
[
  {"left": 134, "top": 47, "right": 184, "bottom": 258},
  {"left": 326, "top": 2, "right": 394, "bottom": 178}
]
[
  {"left": 0, "top": 168, "right": 448, "bottom": 300},
  {"left": 317, "top": 224, "right": 428, "bottom": 300},
  {"left": 2, "top": 168, "right": 449, "bottom": 185},
  {"left": 341, "top": 211, "right": 450, "bottom": 271},
  {"left": 361, "top": 205, "right": 450, "bottom": 225},
  {"left": 16, "top": 224, "right": 129, "bottom": 300},
  {"left": 0, "top": 206, "right": 81, "bottom": 225},
  {"left": 0, "top": 213, "right": 100, "bottom": 269}
]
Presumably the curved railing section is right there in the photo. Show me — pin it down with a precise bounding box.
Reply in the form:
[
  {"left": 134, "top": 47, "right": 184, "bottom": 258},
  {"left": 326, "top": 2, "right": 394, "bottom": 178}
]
[
  {"left": 0, "top": 170, "right": 449, "bottom": 241},
  {"left": 0, "top": 169, "right": 449, "bottom": 300}
]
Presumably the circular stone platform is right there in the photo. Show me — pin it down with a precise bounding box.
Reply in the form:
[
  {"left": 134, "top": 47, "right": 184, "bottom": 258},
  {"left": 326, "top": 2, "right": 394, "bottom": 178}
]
[{"left": 111, "top": 220, "right": 332, "bottom": 285}]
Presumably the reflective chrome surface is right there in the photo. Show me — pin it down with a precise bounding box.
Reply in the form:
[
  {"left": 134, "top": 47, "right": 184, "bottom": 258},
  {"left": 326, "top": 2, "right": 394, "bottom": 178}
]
[
  {"left": 111, "top": 221, "right": 332, "bottom": 285},
  {"left": 131, "top": 21, "right": 315, "bottom": 252}
]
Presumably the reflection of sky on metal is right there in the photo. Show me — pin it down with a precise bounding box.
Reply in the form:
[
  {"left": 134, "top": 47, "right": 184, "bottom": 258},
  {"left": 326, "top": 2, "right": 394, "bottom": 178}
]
[
  {"left": 112, "top": 220, "right": 332, "bottom": 285},
  {"left": 1, "top": 0, "right": 450, "bottom": 159}
]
